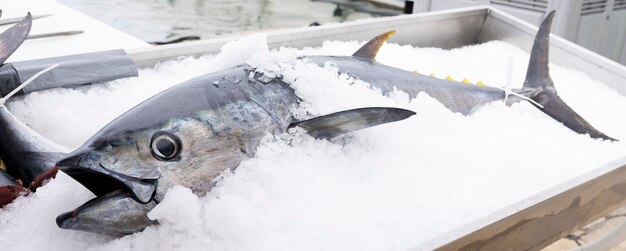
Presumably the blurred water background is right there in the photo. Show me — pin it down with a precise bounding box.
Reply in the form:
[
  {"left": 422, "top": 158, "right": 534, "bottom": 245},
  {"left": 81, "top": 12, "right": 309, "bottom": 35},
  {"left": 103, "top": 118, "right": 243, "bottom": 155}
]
[{"left": 56, "top": 0, "right": 391, "bottom": 43}]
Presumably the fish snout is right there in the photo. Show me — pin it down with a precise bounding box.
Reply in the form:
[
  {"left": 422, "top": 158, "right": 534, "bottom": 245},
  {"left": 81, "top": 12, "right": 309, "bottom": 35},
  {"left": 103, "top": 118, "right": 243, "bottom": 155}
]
[
  {"left": 57, "top": 149, "right": 158, "bottom": 204},
  {"left": 56, "top": 149, "right": 99, "bottom": 170},
  {"left": 56, "top": 210, "right": 77, "bottom": 229}
]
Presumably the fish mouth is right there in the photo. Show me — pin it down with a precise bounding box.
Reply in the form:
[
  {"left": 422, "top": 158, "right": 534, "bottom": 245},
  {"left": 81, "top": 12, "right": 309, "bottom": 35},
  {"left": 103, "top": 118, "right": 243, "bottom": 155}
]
[
  {"left": 56, "top": 149, "right": 160, "bottom": 235},
  {"left": 56, "top": 149, "right": 158, "bottom": 204}
]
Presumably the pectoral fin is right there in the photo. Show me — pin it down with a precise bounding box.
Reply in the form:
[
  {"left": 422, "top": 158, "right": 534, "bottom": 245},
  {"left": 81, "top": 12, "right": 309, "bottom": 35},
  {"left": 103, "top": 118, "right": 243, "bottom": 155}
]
[{"left": 289, "top": 107, "right": 415, "bottom": 139}]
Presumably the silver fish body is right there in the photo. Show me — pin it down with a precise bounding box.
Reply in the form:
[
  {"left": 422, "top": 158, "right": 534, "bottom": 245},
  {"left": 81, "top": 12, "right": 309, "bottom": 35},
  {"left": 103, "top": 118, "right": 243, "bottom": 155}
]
[
  {"left": 307, "top": 11, "right": 614, "bottom": 141},
  {"left": 306, "top": 55, "right": 507, "bottom": 115}
]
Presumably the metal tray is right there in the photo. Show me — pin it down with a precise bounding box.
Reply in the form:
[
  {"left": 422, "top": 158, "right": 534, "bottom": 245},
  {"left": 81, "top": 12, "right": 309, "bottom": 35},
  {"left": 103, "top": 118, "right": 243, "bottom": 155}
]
[{"left": 126, "top": 6, "right": 626, "bottom": 250}]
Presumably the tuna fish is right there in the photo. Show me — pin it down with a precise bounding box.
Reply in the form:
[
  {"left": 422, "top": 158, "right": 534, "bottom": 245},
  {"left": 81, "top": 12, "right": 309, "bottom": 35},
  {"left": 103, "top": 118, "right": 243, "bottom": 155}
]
[
  {"left": 55, "top": 10, "right": 614, "bottom": 235},
  {"left": 54, "top": 61, "right": 415, "bottom": 234},
  {"left": 0, "top": 10, "right": 612, "bottom": 234}
]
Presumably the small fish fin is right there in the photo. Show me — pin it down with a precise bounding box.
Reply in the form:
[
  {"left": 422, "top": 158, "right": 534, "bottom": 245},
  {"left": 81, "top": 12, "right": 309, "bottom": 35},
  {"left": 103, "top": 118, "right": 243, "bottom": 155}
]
[
  {"left": 289, "top": 107, "right": 415, "bottom": 139},
  {"left": 352, "top": 30, "right": 395, "bottom": 60},
  {"left": 0, "top": 13, "right": 32, "bottom": 65}
]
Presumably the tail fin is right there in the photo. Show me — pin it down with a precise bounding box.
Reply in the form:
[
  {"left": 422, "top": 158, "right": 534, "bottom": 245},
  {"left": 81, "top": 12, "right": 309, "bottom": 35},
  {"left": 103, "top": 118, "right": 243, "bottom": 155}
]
[{"left": 519, "top": 11, "right": 616, "bottom": 141}]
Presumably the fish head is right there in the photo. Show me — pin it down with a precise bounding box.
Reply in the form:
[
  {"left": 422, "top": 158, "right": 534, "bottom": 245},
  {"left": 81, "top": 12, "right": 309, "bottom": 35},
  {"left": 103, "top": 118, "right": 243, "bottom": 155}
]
[
  {"left": 55, "top": 79, "right": 254, "bottom": 234},
  {"left": 56, "top": 115, "right": 238, "bottom": 234},
  {"left": 57, "top": 129, "right": 164, "bottom": 204}
]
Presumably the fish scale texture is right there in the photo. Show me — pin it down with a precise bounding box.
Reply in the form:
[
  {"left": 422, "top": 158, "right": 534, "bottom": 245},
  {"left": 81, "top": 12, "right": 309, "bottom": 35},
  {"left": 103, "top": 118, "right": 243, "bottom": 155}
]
[{"left": 0, "top": 35, "right": 624, "bottom": 250}]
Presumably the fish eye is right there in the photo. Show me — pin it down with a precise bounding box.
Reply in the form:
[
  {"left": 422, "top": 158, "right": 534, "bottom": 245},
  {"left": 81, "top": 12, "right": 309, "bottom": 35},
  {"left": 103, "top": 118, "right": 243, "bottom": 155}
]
[{"left": 150, "top": 133, "right": 180, "bottom": 161}]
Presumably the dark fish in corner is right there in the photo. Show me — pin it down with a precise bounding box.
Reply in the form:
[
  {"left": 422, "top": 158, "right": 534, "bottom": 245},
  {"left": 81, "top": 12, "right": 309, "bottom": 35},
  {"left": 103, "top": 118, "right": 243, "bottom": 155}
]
[{"left": 0, "top": 13, "right": 69, "bottom": 208}]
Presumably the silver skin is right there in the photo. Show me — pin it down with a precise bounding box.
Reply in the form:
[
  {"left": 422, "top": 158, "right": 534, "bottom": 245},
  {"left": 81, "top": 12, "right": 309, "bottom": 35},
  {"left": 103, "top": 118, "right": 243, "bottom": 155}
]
[{"left": 306, "top": 55, "right": 508, "bottom": 115}]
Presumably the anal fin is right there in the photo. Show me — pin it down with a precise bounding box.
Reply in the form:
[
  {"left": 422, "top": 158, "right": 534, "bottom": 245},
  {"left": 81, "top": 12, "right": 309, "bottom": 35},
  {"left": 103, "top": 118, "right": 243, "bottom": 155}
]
[{"left": 289, "top": 107, "right": 415, "bottom": 139}]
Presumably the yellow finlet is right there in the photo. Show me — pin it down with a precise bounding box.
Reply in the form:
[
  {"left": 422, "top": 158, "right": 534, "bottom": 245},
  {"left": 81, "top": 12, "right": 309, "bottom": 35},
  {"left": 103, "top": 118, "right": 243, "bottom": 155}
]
[
  {"left": 445, "top": 75, "right": 454, "bottom": 81},
  {"left": 412, "top": 70, "right": 419, "bottom": 74},
  {"left": 476, "top": 81, "right": 485, "bottom": 87},
  {"left": 461, "top": 78, "right": 471, "bottom": 84},
  {"left": 429, "top": 73, "right": 436, "bottom": 78}
]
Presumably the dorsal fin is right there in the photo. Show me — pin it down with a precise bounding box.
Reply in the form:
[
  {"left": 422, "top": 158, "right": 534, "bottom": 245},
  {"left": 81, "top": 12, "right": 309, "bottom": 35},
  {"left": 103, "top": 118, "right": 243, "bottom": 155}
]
[
  {"left": 352, "top": 30, "right": 396, "bottom": 60},
  {"left": 289, "top": 107, "right": 415, "bottom": 139}
]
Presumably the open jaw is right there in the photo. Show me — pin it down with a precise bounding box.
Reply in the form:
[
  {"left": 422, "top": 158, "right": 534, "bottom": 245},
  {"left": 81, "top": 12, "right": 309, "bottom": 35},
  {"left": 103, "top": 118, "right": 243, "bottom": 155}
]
[
  {"left": 55, "top": 155, "right": 159, "bottom": 235},
  {"left": 56, "top": 150, "right": 158, "bottom": 203}
]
